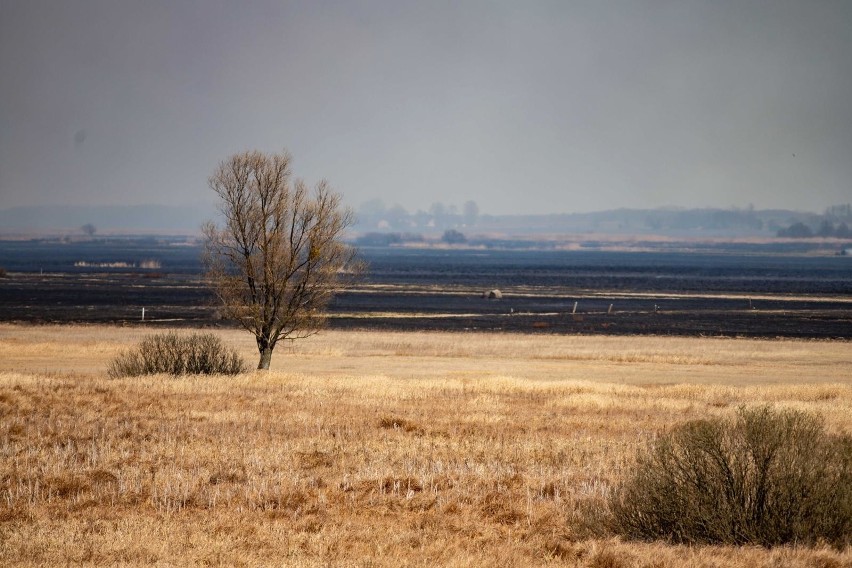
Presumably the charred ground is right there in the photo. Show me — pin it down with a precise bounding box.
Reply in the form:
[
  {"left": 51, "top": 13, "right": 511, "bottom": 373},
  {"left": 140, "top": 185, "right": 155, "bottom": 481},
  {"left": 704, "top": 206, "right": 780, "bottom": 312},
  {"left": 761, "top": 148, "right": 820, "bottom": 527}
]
[{"left": 1, "top": 240, "right": 850, "bottom": 338}]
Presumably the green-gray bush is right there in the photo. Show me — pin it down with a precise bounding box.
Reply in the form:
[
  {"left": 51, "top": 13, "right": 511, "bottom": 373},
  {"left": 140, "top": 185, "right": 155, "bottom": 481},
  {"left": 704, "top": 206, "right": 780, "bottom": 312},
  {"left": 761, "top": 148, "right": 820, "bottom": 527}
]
[
  {"left": 108, "top": 332, "right": 247, "bottom": 378},
  {"left": 609, "top": 406, "right": 851, "bottom": 548}
]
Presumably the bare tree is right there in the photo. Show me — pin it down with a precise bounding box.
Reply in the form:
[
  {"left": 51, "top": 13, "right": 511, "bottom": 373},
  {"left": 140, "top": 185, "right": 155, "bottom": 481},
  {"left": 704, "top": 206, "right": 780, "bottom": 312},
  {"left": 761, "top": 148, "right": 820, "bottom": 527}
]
[{"left": 202, "top": 150, "right": 360, "bottom": 370}]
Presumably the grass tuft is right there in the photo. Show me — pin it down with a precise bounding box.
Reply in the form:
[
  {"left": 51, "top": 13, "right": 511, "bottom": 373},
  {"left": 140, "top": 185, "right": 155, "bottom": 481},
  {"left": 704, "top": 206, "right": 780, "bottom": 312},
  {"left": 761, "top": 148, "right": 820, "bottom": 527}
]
[{"left": 378, "top": 416, "right": 422, "bottom": 433}]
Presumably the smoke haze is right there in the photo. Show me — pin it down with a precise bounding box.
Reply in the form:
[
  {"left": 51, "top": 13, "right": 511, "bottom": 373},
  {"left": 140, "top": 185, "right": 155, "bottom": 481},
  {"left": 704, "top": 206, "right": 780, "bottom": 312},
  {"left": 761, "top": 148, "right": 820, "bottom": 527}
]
[{"left": 1, "top": 1, "right": 850, "bottom": 215}]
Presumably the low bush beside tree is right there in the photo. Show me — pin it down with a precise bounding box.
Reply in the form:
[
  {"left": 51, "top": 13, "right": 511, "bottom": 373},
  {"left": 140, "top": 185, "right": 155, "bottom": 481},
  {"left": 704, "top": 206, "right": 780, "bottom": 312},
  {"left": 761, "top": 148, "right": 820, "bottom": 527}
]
[{"left": 108, "top": 332, "right": 247, "bottom": 378}]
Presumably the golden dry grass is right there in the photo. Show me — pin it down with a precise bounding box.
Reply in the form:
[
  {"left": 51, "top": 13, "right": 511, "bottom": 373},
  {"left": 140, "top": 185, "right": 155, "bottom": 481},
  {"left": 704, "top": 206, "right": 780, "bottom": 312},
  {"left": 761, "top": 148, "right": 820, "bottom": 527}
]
[{"left": 1, "top": 324, "right": 850, "bottom": 566}]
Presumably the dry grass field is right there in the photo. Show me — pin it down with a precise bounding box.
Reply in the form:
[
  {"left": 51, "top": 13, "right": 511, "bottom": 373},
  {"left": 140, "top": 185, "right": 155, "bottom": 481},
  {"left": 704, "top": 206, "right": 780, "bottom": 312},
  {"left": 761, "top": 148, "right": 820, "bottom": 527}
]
[{"left": 1, "top": 323, "right": 850, "bottom": 567}]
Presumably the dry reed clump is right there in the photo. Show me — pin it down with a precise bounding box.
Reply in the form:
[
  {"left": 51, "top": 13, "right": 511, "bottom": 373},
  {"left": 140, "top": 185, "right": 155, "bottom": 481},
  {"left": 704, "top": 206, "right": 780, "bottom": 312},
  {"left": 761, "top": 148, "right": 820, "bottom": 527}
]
[
  {"left": 378, "top": 416, "right": 423, "bottom": 434},
  {"left": 609, "top": 405, "right": 852, "bottom": 548},
  {"left": 107, "top": 332, "right": 247, "bottom": 378}
]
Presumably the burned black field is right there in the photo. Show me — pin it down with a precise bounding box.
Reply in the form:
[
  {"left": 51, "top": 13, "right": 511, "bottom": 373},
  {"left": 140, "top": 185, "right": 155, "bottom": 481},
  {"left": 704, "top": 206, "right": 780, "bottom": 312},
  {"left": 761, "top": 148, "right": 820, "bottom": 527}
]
[{"left": 1, "top": 240, "right": 851, "bottom": 338}]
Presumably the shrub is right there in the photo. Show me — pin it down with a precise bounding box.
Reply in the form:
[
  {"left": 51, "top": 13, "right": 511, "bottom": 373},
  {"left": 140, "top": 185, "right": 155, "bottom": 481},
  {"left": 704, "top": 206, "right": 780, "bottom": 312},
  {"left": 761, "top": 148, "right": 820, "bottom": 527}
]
[
  {"left": 609, "top": 406, "right": 851, "bottom": 547},
  {"left": 108, "top": 332, "right": 247, "bottom": 378}
]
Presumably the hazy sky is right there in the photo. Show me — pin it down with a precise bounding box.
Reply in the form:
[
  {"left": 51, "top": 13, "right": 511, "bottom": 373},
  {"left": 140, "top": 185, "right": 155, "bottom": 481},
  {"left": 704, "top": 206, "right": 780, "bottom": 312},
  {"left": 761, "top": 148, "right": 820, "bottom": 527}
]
[{"left": 1, "top": 1, "right": 850, "bottom": 215}]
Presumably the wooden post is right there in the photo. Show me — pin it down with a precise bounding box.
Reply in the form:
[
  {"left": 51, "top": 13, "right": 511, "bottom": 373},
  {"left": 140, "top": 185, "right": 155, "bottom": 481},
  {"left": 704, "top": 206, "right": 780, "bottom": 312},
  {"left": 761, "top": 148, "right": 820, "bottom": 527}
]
[
  {"left": 142, "top": 307, "right": 145, "bottom": 322},
  {"left": 572, "top": 301, "right": 578, "bottom": 314}
]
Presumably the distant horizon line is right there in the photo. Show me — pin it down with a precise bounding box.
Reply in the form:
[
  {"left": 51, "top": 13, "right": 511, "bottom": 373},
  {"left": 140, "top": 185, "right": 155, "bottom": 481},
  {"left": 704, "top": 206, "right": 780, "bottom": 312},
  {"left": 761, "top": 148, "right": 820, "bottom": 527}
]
[{"left": 0, "top": 202, "right": 839, "bottom": 217}]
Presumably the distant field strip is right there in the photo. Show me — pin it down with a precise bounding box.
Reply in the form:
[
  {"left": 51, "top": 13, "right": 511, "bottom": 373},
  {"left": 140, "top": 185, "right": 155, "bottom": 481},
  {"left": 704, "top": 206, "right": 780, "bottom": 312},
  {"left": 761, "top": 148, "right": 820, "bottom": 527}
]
[
  {"left": 1, "top": 324, "right": 849, "bottom": 384},
  {"left": 347, "top": 283, "right": 852, "bottom": 303}
]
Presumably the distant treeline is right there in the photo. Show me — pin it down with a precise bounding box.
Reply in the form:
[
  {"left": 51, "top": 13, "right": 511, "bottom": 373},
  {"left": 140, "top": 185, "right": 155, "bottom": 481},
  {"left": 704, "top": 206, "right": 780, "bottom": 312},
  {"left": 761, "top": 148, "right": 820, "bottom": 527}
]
[
  {"left": 355, "top": 201, "right": 852, "bottom": 238},
  {"left": 775, "top": 205, "right": 852, "bottom": 238},
  {"left": 777, "top": 221, "right": 851, "bottom": 238},
  {"left": 0, "top": 204, "right": 218, "bottom": 233},
  {"left": 4, "top": 202, "right": 851, "bottom": 240},
  {"left": 355, "top": 232, "right": 425, "bottom": 247}
]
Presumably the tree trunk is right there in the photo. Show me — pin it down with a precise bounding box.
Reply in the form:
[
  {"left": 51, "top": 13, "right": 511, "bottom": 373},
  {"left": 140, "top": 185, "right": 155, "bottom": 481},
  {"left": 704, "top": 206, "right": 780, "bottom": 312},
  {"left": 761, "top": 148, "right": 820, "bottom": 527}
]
[{"left": 257, "top": 346, "right": 274, "bottom": 370}]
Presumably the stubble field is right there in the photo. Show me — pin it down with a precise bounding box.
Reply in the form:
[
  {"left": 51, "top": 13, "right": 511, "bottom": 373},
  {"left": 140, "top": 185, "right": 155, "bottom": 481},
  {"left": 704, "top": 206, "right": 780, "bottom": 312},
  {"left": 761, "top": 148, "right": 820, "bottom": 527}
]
[{"left": 1, "top": 324, "right": 850, "bottom": 567}]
